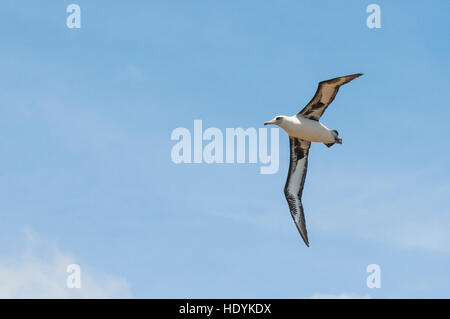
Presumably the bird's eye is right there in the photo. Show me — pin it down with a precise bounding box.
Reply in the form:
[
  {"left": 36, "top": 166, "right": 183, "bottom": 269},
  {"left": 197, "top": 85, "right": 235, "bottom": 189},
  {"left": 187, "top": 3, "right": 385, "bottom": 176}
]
[{"left": 276, "top": 117, "right": 282, "bottom": 120}]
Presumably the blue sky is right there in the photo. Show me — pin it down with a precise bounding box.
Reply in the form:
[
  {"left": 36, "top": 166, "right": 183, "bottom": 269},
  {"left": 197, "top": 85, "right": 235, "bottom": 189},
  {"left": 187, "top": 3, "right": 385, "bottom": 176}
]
[{"left": 0, "top": 1, "right": 449, "bottom": 298}]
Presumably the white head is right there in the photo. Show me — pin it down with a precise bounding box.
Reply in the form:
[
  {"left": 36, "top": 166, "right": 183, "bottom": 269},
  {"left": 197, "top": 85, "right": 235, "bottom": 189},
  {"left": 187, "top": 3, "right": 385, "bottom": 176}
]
[{"left": 264, "top": 115, "right": 288, "bottom": 127}]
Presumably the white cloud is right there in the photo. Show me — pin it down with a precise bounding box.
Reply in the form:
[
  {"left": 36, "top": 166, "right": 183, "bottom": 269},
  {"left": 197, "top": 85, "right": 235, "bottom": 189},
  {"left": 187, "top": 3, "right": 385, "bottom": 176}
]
[
  {"left": 0, "top": 230, "right": 132, "bottom": 298},
  {"left": 311, "top": 293, "right": 371, "bottom": 299}
]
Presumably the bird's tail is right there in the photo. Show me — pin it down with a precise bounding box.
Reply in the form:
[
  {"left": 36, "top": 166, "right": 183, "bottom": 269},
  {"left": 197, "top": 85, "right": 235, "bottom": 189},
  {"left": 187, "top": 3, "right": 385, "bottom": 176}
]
[{"left": 324, "top": 130, "right": 342, "bottom": 147}]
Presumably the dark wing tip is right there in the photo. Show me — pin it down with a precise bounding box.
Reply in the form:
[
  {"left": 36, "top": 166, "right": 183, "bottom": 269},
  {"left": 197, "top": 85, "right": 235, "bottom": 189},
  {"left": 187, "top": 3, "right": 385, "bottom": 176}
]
[
  {"left": 320, "top": 73, "right": 363, "bottom": 85},
  {"left": 300, "top": 231, "right": 310, "bottom": 247},
  {"left": 349, "top": 73, "right": 363, "bottom": 79},
  {"left": 295, "top": 217, "right": 310, "bottom": 247},
  {"left": 343, "top": 73, "right": 363, "bottom": 83},
  {"left": 339, "top": 73, "right": 364, "bottom": 83}
]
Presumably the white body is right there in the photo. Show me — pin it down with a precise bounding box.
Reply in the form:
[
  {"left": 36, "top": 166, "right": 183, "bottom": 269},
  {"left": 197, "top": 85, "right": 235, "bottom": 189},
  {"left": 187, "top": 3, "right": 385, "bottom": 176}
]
[{"left": 279, "top": 116, "right": 336, "bottom": 143}]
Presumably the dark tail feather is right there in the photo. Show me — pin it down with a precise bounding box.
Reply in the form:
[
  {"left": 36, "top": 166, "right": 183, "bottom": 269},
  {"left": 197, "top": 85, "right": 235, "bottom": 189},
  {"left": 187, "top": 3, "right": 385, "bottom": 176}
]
[{"left": 325, "top": 130, "right": 342, "bottom": 147}]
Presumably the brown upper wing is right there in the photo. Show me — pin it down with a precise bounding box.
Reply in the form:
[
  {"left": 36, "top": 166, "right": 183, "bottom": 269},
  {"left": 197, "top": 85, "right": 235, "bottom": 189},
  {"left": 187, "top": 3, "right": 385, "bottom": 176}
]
[{"left": 297, "top": 73, "right": 363, "bottom": 121}]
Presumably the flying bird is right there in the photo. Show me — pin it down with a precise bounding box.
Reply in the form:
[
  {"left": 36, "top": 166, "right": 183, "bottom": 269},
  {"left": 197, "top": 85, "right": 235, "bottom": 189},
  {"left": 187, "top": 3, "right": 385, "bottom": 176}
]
[{"left": 264, "top": 73, "right": 363, "bottom": 247}]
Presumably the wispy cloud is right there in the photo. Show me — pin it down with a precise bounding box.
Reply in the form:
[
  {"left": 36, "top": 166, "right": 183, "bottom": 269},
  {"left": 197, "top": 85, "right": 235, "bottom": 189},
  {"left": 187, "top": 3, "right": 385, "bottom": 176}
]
[
  {"left": 114, "top": 64, "right": 145, "bottom": 82},
  {"left": 310, "top": 166, "right": 450, "bottom": 253},
  {"left": 0, "top": 230, "right": 131, "bottom": 298},
  {"left": 208, "top": 166, "right": 450, "bottom": 254}
]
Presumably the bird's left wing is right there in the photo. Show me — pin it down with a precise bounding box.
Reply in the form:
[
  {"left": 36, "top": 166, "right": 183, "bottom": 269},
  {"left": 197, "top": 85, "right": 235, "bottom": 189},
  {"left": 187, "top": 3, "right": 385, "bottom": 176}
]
[
  {"left": 284, "top": 137, "right": 311, "bottom": 247},
  {"left": 297, "top": 73, "right": 363, "bottom": 121}
]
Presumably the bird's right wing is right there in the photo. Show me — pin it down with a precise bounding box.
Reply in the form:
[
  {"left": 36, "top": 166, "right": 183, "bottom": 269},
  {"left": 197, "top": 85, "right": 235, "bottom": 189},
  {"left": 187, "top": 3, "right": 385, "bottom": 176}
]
[{"left": 284, "top": 137, "right": 311, "bottom": 247}]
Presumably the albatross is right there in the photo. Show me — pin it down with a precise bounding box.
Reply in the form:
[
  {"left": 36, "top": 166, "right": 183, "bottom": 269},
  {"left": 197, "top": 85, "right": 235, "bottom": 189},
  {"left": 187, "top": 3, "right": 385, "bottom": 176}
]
[{"left": 264, "top": 73, "right": 363, "bottom": 247}]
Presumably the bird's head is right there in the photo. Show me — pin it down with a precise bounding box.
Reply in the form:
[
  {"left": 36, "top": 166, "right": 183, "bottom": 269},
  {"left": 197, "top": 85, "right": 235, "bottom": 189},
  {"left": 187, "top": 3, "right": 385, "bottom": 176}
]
[{"left": 264, "top": 115, "right": 286, "bottom": 126}]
